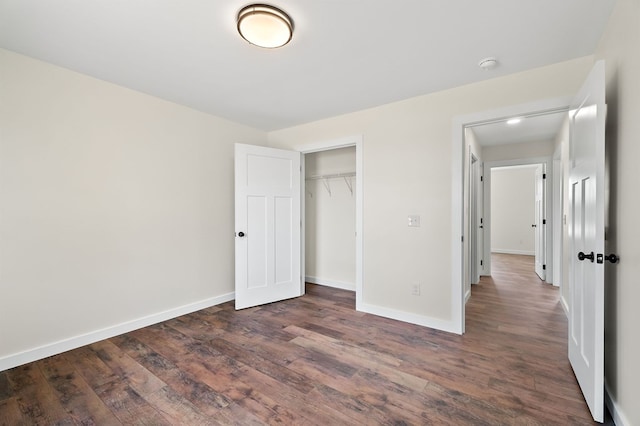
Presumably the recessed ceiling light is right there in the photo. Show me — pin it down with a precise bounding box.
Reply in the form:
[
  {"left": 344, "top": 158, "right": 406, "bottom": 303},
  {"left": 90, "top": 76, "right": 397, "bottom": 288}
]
[
  {"left": 237, "top": 4, "right": 293, "bottom": 49},
  {"left": 478, "top": 57, "right": 498, "bottom": 71},
  {"left": 507, "top": 118, "right": 522, "bottom": 125}
]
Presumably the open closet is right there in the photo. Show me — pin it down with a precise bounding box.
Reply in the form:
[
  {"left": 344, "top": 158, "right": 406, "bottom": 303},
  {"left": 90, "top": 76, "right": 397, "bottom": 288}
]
[{"left": 304, "top": 147, "right": 356, "bottom": 291}]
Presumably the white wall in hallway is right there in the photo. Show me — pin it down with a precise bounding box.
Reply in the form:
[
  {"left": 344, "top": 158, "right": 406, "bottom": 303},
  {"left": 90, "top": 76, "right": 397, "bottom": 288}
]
[{"left": 491, "top": 165, "right": 537, "bottom": 255}]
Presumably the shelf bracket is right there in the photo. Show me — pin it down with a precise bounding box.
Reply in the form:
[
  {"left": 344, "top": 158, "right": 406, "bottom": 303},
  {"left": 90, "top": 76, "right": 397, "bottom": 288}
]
[
  {"left": 322, "top": 178, "right": 332, "bottom": 196},
  {"left": 343, "top": 176, "right": 353, "bottom": 196}
]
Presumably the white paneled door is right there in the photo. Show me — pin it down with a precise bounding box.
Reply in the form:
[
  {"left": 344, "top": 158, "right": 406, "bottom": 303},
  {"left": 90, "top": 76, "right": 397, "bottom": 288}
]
[
  {"left": 235, "top": 144, "right": 302, "bottom": 310},
  {"left": 568, "top": 60, "right": 606, "bottom": 423},
  {"left": 534, "top": 164, "right": 546, "bottom": 281}
]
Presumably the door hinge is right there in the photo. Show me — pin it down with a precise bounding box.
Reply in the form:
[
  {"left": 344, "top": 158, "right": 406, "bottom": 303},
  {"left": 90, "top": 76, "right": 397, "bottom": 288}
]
[
  {"left": 480, "top": 260, "right": 483, "bottom": 266},
  {"left": 543, "top": 264, "right": 546, "bottom": 270},
  {"left": 543, "top": 173, "right": 547, "bottom": 179},
  {"left": 461, "top": 236, "right": 464, "bottom": 243},
  {"left": 543, "top": 219, "right": 546, "bottom": 225},
  {"left": 480, "top": 175, "right": 483, "bottom": 182}
]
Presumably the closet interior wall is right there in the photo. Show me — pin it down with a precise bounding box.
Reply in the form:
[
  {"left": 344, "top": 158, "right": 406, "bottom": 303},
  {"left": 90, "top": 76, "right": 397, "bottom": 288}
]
[{"left": 304, "top": 147, "right": 356, "bottom": 290}]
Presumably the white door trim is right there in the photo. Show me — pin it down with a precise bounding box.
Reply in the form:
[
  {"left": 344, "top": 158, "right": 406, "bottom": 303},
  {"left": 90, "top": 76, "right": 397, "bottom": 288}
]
[
  {"left": 483, "top": 158, "right": 553, "bottom": 281},
  {"left": 294, "top": 135, "right": 364, "bottom": 310},
  {"left": 552, "top": 146, "right": 563, "bottom": 289},
  {"left": 452, "top": 96, "right": 572, "bottom": 334}
]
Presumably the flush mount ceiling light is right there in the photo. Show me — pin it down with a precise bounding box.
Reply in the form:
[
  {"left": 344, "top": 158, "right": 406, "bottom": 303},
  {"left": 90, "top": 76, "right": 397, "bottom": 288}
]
[
  {"left": 237, "top": 4, "right": 293, "bottom": 48},
  {"left": 507, "top": 117, "right": 522, "bottom": 125},
  {"left": 478, "top": 57, "right": 498, "bottom": 71}
]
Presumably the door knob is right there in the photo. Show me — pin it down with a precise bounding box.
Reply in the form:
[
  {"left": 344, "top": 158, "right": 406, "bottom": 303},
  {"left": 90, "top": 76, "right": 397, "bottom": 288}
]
[
  {"left": 578, "top": 251, "right": 594, "bottom": 262},
  {"left": 598, "top": 253, "right": 618, "bottom": 264},
  {"left": 605, "top": 254, "right": 619, "bottom": 263},
  {"left": 237, "top": 231, "right": 245, "bottom": 237},
  {"left": 596, "top": 253, "right": 620, "bottom": 264}
]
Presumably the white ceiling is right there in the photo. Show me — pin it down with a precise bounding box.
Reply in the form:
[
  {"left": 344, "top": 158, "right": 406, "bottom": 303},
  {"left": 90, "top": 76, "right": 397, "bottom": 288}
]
[
  {"left": 471, "top": 111, "right": 568, "bottom": 146},
  {"left": 0, "top": 0, "right": 616, "bottom": 131}
]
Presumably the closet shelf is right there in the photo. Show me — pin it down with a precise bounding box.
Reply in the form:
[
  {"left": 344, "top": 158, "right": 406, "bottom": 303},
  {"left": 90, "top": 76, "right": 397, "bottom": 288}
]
[
  {"left": 305, "top": 172, "right": 356, "bottom": 181},
  {"left": 305, "top": 172, "right": 356, "bottom": 197}
]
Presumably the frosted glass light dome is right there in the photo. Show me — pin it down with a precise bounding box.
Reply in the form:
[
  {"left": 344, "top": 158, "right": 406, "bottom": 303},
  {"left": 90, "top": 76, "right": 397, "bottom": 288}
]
[{"left": 237, "top": 4, "right": 293, "bottom": 48}]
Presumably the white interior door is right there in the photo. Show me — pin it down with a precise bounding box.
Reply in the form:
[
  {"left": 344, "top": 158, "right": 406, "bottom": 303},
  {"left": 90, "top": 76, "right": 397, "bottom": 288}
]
[
  {"left": 567, "top": 60, "right": 606, "bottom": 423},
  {"left": 469, "top": 154, "right": 479, "bottom": 284},
  {"left": 477, "top": 161, "right": 485, "bottom": 277},
  {"left": 235, "top": 143, "right": 302, "bottom": 310},
  {"left": 534, "top": 164, "right": 546, "bottom": 280}
]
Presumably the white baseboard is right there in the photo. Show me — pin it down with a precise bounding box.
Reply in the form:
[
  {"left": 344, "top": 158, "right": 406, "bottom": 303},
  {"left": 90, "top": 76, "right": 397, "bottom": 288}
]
[
  {"left": 358, "top": 302, "right": 459, "bottom": 335},
  {"left": 606, "top": 382, "right": 630, "bottom": 426},
  {"left": 305, "top": 276, "right": 356, "bottom": 291},
  {"left": 560, "top": 295, "right": 569, "bottom": 317},
  {"left": 491, "top": 249, "right": 535, "bottom": 256},
  {"left": 0, "top": 292, "right": 235, "bottom": 373},
  {"left": 465, "top": 289, "right": 471, "bottom": 304}
]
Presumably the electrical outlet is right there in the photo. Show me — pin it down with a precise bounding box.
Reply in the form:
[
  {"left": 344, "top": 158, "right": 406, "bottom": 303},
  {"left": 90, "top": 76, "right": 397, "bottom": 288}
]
[
  {"left": 408, "top": 215, "right": 421, "bottom": 227},
  {"left": 411, "top": 281, "right": 420, "bottom": 296}
]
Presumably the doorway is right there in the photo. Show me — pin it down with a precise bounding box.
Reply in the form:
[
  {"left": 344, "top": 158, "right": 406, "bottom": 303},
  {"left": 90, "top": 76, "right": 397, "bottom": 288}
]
[
  {"left": 489, "top": 163, "right": 545, "bottom": 280},
  {"left": 468, "top": 153, "right": 482, "bottom": 290},
  {"left": 299, "top": 135, "right": 364, "bottom": 310},
  {"left": 452, "top": 97, "right": 571, "bottom": 333},
  {"left": 303, "top": 147, "right": 357, "bottom": 292}
]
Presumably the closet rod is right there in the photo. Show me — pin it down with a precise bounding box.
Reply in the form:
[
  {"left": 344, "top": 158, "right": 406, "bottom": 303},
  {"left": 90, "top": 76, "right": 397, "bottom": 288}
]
[{"left": 305, "top": 172, "right": 356, "bottom": 181}]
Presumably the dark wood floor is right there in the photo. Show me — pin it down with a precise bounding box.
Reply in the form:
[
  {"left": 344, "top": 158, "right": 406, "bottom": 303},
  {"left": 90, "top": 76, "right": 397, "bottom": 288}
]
[{"left": 1, "top": 254, "right": 600, "bottom": 425}]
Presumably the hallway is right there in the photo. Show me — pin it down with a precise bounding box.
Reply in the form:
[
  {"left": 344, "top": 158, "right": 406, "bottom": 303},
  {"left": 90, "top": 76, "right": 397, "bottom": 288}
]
[{"left": 465, "top": 253, "right": 608, "bottom": 424}]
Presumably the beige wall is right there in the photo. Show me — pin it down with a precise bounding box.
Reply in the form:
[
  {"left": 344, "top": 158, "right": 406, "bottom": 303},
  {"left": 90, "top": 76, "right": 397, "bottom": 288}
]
[
  {"left": 304, "top": 147, "right": 356, "bottom": 288},
  {"left": 268, "top": 56, "right": 593, "bottom": 328},
  {"left": 490, "top": 166, "right": 536, "bottom": 255},
  {"left": 0, "top": 49, "right": 267, "bottom": 366},
  {"left": 594, "top": 0, "right": 640, "bottom": 423},
  {"left": 482, "top": 140, "right": 554, "bottom": 162}
]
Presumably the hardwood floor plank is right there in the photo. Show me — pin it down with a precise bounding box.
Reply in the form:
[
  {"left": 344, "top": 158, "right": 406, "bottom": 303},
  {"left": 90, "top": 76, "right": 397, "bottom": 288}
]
[
  {"left": 93, "top": 379, "right": 171, "bottom": 425},
  {"left": 142, "top": 385, "right": 219, "bottom": 426},
  {"left": 229, "top": 364, "right": 350, "bottom": 425},
  {"left": 62, "top": 346, "right": 120, "bottom": 390},
  {"left": 112, "top": 334, "right": 241, "bottom": 424},
  {"left": 0, "top": 398, "right": 26, "bottom": 426},
  {"left": 284, "top": 324, "right": 402, "bottom": 367},
  {"left": 0, "top": 371, "right": 11, "bottom": 401},
  {"left": 65, "top": 344, "right": 170, "bottom": 425},
  {"left": 39, "top": 355, "right": 121, "bottom": 425},
  {"left": 126, "top": 329, "right": 267, "bottom": 425},
  {"left": 208, "top": 337, "right": 315, "bottom": 395},
  {"left": 91, "top": 340, "right": 166, "bottom": 397},
  {"left": 6, "top": 363, "right": 74, "bottom": 425}
]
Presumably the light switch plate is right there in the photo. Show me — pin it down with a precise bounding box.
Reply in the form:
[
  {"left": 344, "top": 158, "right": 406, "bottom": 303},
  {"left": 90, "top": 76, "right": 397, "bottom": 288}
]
[{"left": 408, "top": 215, "right": 420, "bottom": 227}]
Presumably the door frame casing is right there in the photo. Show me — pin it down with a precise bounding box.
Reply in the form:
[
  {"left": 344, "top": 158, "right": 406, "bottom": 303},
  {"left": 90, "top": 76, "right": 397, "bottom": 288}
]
[
  {"left": 552, "top": 146, "right": 563, "bottom": 290},
  {"left": 452, "top": 96, "right": 572, "bottom": 333},
  {"left": 293, "top": 135, "right": 364, "bottom": 309},
  {"left": 483, "top": 159, "right": 552, "bottom": 280},
  {"left": 469, "top": 153, "right": 480, "bottom": 288}
]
